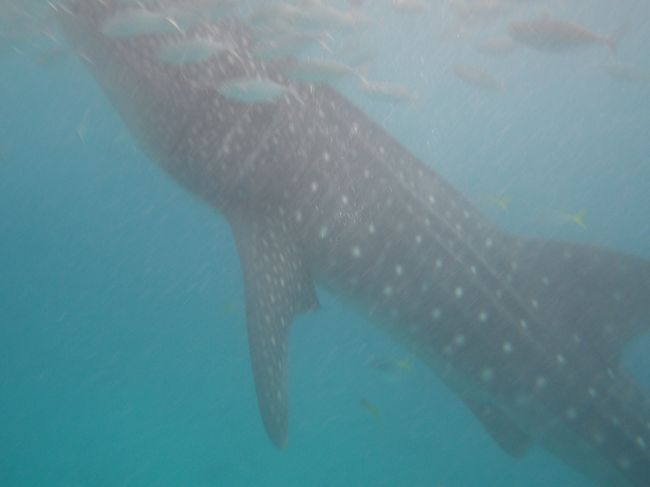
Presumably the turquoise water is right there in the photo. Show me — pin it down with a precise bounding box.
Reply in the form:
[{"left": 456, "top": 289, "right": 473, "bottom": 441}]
[{"left": 1, "top": 1, "right": 650, "bottom": 486}]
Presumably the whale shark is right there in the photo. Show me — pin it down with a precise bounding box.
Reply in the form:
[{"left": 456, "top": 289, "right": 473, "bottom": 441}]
[{"left": 55, "top": 1, "right": 650, "bottom": 485}]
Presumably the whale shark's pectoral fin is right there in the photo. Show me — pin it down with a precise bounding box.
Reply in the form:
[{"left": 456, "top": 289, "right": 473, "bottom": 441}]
[
  {"left": 464, "top": 398, "right": 532, "bottom": 458},
  {"left": 230, "top": 214, "right": 319, "bottom": 449}
]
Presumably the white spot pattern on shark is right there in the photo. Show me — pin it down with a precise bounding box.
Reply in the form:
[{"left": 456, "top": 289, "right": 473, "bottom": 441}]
[{"left": 57, "top": 2, "right": 650, "bottom": 485}]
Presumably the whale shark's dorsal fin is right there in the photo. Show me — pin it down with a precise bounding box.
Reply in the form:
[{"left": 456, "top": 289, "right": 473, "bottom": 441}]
[{"left": 230, "top": 213, "right": 319, "bottom": 448}]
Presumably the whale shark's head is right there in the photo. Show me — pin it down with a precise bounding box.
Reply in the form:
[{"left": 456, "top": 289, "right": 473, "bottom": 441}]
[{"left": 56, "top": 0, "right": 284, "bottom": 210}]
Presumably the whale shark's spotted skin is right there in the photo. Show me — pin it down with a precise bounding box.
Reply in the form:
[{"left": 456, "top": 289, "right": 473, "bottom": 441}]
[{"left": 57, "top": 1, "right": 650, "bottom": 485}]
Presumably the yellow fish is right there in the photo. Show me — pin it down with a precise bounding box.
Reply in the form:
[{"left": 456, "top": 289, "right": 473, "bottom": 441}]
[
  {"left": 367, "top": 355, "right": 413, "bottom": 377},
  {"left": 394, "top": 356, "right": 413, "bottom": 371},
  {"left": 559, "top": 210, "right": 587, "bottom": 230},
  {"left": 224, "top": 302, "right": 239, "bottom": 315},
  {"left": 360, "top": 397, "right": 380, "bottom": 421}
]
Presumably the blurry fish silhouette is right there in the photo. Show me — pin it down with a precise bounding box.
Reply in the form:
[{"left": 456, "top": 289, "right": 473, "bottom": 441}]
[
  {"left": 509, "top": 13, "right": 619, "bottom": 56},
  {"left": 359, "top": 77, "right": 418, "bottom": 104},
  {"left": 224, "top": 301, "right": 240, "bottom": 316},
  {"left": 475, "top": 38, "right": 517, "bottom": 57},
  {"left": 360, "top": 397, "right": 381, "bottom": 421},
  {"left": 559, "top": 210, "right": 587, "bottom": 230},
  {"left": 367, "top": 355, "right": 414, "bottom": 381},
  {"left": 454, "top": 64, "right": 504, "bottom": 92}
]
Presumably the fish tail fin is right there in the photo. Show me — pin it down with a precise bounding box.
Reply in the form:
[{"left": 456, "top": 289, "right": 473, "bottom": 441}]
[{"left": 606, "top": 23, "right": 629, "bottom": 58}]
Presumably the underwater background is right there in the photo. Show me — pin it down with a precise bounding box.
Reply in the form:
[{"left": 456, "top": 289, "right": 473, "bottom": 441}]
[{"left": 1, "top": 1, "right": 649, "bottom": 485}]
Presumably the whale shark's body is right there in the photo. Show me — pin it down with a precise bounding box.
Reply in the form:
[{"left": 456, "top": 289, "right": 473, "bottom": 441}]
[{"left": 56, "top": 1, "right": 650, "bottom": 485}]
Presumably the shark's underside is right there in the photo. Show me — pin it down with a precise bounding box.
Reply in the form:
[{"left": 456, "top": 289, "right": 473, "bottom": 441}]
[{"left": 56, "top": 1, "right": 650, "bottom": 485}]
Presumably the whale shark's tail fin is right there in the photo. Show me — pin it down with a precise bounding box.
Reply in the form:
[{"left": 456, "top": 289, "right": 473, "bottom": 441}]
[
  {"left": 485, "top": 238, "right": 650, "bottom": 485},
  {"left": 506, "top": 238, "right": 650, "bottom": 365},
  {"left": 230, "top": 213, "right": 318, "bottom": 448}
]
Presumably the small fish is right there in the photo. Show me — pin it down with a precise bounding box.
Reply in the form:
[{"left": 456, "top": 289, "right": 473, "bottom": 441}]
[
  {"left": 157, "top": 38, "right": 232, "bottom": 65},
  {"left": 359, "top": 397, "right": 381, "bottom": 421},
  {"left": 359, "top": 78, "right": 418, "bottom": 104},
  {"left": 454, "top": 64, "right": 504, "bottom": 92},
  {"left": 224, "top": 301, "right": 240, "bottom": 315},
  {"left": 101, "top": 9, "right": 180, "bottom": 39},
  {"left": 393, "top": 357, "right": 413, "bottom": 371},
  {"left": 366, "top": 355, "right": 414, "bottom": 383},
  {"left": 508, "top": 14, "right": 617, "bottom": 55},
  {"left": 475, "top": 38, "right": 517, "bottom": 57},
  {"left": 216, "top": 77, "right": 296, "bottom": 104},
  {"left": 559, "top": 210, "right": 587, "bottom": 230}
]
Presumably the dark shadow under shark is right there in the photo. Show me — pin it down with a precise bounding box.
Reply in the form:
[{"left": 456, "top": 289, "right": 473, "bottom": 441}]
[{"left": 55, "top": 1, "right": 650, "bottom": 485}]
